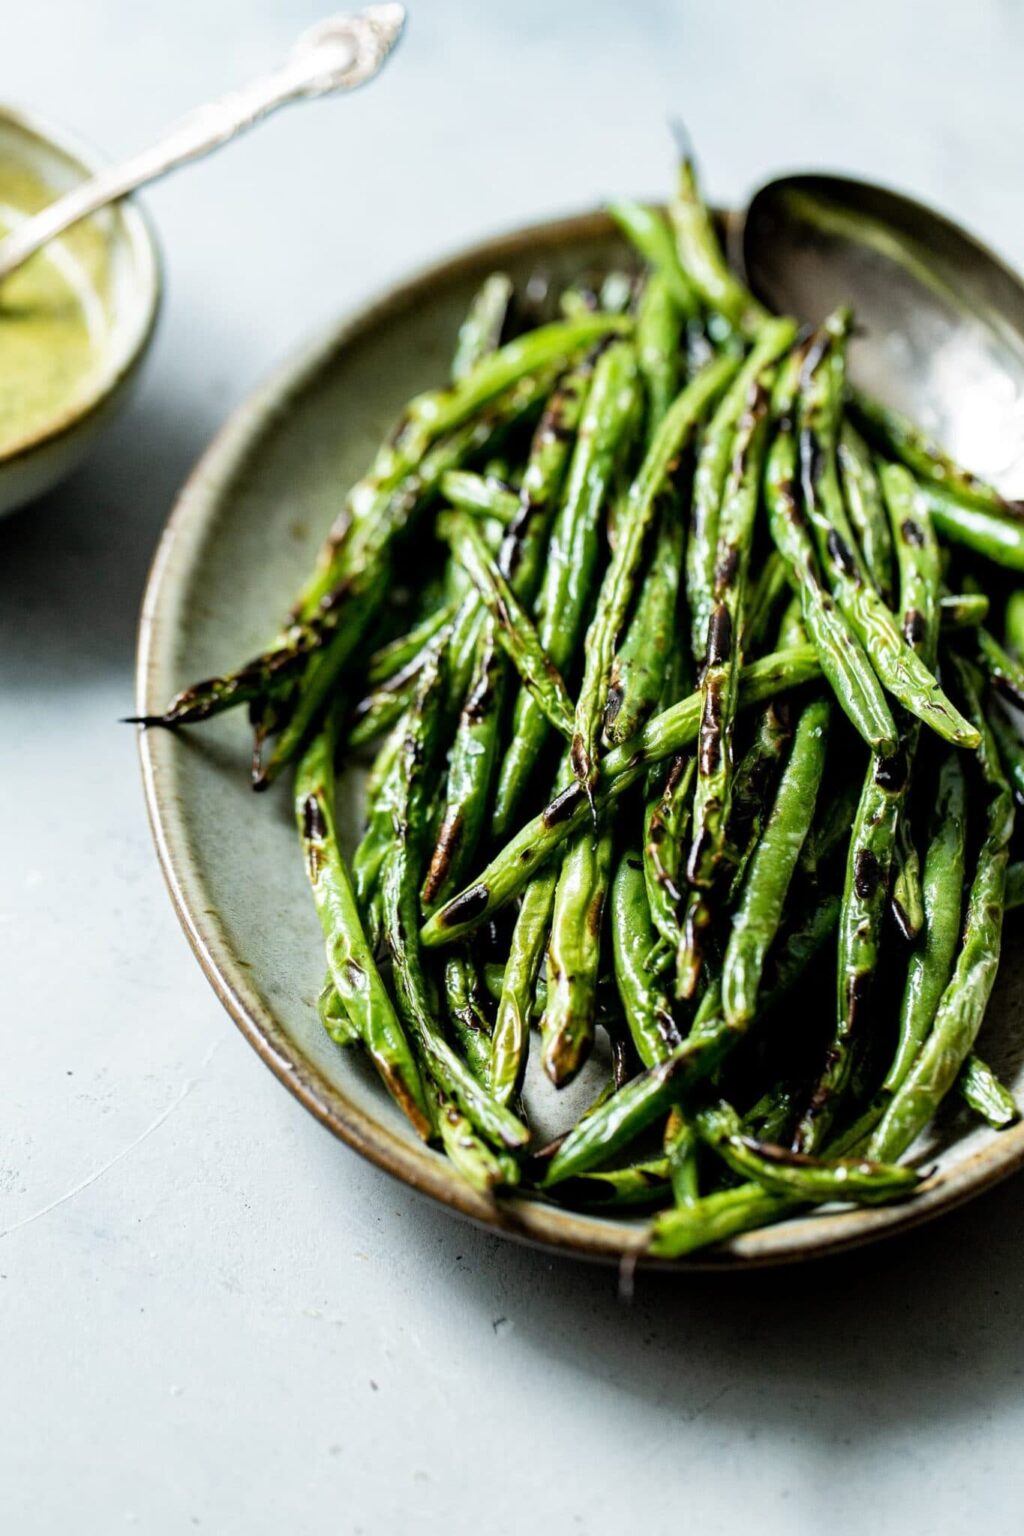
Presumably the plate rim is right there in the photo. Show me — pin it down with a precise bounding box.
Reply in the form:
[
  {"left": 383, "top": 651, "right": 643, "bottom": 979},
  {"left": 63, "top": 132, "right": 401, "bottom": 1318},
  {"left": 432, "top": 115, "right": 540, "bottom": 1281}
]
[{"left": 135, "top": 205, "right": 1024, "bottom": 1268}]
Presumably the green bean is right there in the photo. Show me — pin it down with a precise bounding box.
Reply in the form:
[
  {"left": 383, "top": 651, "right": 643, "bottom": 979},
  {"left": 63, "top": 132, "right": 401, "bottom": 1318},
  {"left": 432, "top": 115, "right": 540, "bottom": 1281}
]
[
  {"left": 688, "top": 373, "right": 773, "bottom": 886},
  {"left": 664, "top": 1110, "right": 700, "bottom": 1206},
  {"left": 920, "top": 484, "right": 1024, "bottom": 572},
  {"left": 610, "top": 850, "right": 683, "bottom": 1067},
  {"left": 939, "top": 592, "right": 989, "bottom": 630},
  {"left": 758, "top": 892, "right": 841, "bottom": 1016},
  {"left": 379, "top": 657, "right": 530, "bottom": 1152},
  {"left": 636, "top": 271, "right": 685, "bottom": 426},
  {"left": 794, "top": 464, "right": 943, "bottom": 1151},
  {"left": 258, "top": 370, "right": 568, "bottom": 783},
  {"left": 190, "top": 326, "right": 603, "bottom": 760},
  {"left": 549, "top": 1159, "right": 673, "bottom": 1211},
  {"left": 643, "top": 755, "right": 695, "bottom": 965},
  {"left": 295, "top": 707, "right": 431, "bottom": 1140},
  {"left": 1006, "top": 590, "right": 1024, "bottom": 655},
  {"left": 392, "top": 316, "right": 629, "bottom": 470},
  {"left": 765, "top": 415, "right": 898, "bottom": 755},
  {"left": 604, "top": 499, "right": 685, "bottom": 746},
  {"left": 541, "top": 824, "right": 614, "bottom": 1085},
  {"left": 442, "top": 951, "right": 494, "bottom": 1082},
  {"left": 676, "top": 374, "right": 774, "bottom": 995},
  {"left": 604, "top": 275, "right": 687, "bottom": 746},
  {"left": 421, "top": 626, "right": 506, "bottom": 909},
  {"left": 837, "top": 424, "right": 894, "bottom": 606},
  {"left": 870, "top": 657, "right": 1014, "bottom": 1163},
  {"left": 729, "top": 605, "right": 804, "bottom": 893},
  {"left": 723, "top": 696, "right": 794, "bottom": 898},
  {"left": 348, "top": 669, "right": 422, "bottom": 752},
  {"left": 885, "top": 462, "right": 944, "bottom": 941},
  {"left": 722, "top": 694, "right": 830, "bottom": 1029},
  {"left": 686, "top": 319, "right": 797, "bottom": 661},
  {"left": 608, "top": 200, "right": 699, "bottom": 318},
  {"left": 958, "top": 1053, "right": 1020, "bottom": 1130},
  {"left": 421, "top": 644, "right": 823, "bottom": 945},
  {"left": 798, "top": 317, "right": 978, "bottom": 751},
  {"left": 977, "top": 626, "right": 1024, "bottom": 709},
  {"left": 648, "top": 1183, "right": 796, "bottom": 1258},
  {"left": 494, "top": 338, "right": 641, "bottom": 835},
  {"left": 742, "top": 1083, "right": 799, "bottom": 1146},
  {"left": 742, "top": 551, "right": 792, "bottom": 655},
  {"left": 541, "top": 1030, "right": 737, "bottom": 1187},
  {"left": 490, "top": 870, "right": 557, "bottom": 1104},
  {"left": 798, "top": 780, "right": 860, "bottom": 879},
  {"left": 425, "top": 367, "right": 593, "bottom": 909},
  {"left": 141, "top": 351, "right": 572, "bottom": 747},
  {"left": 434, "top": 1087, "right": 520, "bottom": 1192},
  {"left": 604, "top": 509, "right": 684, "bottom": 749},
  {"left": 441, "top": 469, "right": 520, "bottom": 524},
  {"left": 450, "top": 272, "right": 513, "bottom": 383},
  {"left": 669, "top": 156, "right": 768, "bottom": 337},
  {"left": 351, "top": 714, "right": 406, "bottom": 947},
  {"left": 851, "top": 389, "right": 1024, "bottom": 521},
  {"left": 891, "top": 826, "right": 926, "bottom": 943},
  {"left": 366, "top": 601, "right": 459, "bottom": 689},
  {"left": 823, "top": 752, "right": 967, "bottom": 1158},
  {"left": 437, "top": 512, "right": 575, "bottom": 737},
  {"left": 792, "top": 749, "right": 901, "bottom": 1155},
  {"left": 694, "top": 1101, "right": 919, "bottom": 1203},
  {"left": 572, "top": 352, "right": 738, "bottom": 801},
  {"left": 317, "top": 975, "right": 360, "bottom": 1047},
  {"left": 987, "top": 701, "right": 1024, "bottom": 804},
  {"left": 1006, "top": 860, "right": 1024, "bottom": 909}
]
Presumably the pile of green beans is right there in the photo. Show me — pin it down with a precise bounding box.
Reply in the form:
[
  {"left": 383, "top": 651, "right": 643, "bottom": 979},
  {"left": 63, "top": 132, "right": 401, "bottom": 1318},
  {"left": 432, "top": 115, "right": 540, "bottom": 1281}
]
[{"left": 142, "top": 153, "right": 1024, "bottom": 1258}]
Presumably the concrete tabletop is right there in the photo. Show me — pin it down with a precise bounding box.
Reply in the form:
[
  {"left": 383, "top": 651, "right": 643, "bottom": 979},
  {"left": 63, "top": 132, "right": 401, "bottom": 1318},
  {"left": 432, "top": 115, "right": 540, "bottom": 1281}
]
[{"left": 4, "top": 3, "right": 1023, "bottom": 1531}]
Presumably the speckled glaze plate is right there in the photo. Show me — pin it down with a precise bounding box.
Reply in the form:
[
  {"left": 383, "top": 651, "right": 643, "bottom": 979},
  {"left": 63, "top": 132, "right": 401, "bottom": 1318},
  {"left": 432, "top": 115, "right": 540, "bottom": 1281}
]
[{"left": 136, "top": 209, "right": 1024, "bottom": 1267}]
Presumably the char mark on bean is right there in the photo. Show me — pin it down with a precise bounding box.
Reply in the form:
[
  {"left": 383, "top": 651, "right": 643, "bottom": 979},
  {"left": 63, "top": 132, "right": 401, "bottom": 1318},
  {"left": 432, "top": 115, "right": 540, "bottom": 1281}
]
[
  {"left": 901, "top": 516, "right": 925, "bottom": 547},
  {"left": 826, "top": 528, "right": 857, "bottom": 577},
  {"left": 874, "top": 749, "right": 907, "bottom": 793},
  {"left": 705, "top": 604, "right": 733, "bottom": 669},
  {"left": 422, "top": 808, "right": 465, "bottom": 905},
  {"left": 543, "top": 782, "right": 585, "bottom": 828},
  {"left": 302, "top": 793, "right": 327, "bottom": 843},
  {"left": 462, "top": 672, "right": 496, "bottom": 726},
  {"left": 439, "top": 882, "right": 491, "bottom": 928},
  {"left": 854, "top": 848, "right": 882, "bottom": 901},
  {"left": 903, "top": 609, "right": 926, "bottom": 648},
  {"left": 603, "top": 674, "right": 624, "bottom": 732},
  {"left": 845, "top": 969, "right": 873, "bottom": 1030},
  {"left": 715, "top": 543, "right": 739, "bottom": 590}
]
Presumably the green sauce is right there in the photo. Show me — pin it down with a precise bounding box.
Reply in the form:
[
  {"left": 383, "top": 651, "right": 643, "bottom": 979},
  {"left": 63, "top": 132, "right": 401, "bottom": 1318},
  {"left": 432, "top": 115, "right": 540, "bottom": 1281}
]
[{"left": 0, "top": 162, "right": 106, "bottom": 456}]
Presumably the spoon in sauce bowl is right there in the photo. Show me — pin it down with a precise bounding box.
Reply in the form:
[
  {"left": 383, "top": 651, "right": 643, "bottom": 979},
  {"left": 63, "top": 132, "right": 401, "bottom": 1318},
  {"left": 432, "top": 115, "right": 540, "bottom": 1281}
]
[{"left": 0, "top": 4, "right": 405, "bottom": 286}]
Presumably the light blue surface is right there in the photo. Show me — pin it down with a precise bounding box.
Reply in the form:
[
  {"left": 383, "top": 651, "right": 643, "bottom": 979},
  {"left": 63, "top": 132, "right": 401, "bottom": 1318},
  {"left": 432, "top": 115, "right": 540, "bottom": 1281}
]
[{"left": 3, "top": 3, "right": 1024, "bottom": 1531}]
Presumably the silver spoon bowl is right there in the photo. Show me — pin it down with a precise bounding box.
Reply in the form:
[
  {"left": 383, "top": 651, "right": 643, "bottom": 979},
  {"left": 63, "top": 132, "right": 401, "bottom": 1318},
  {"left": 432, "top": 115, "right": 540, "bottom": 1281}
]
[{"left": 739, "top": 173, "right": 1024, "bottom": 498}]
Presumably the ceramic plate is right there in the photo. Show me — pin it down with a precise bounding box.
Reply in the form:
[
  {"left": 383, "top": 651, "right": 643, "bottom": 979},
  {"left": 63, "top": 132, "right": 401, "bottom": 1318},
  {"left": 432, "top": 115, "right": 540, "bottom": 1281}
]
[{"left": 136, "top": 209, "right": 1024, "bottom": 1267}]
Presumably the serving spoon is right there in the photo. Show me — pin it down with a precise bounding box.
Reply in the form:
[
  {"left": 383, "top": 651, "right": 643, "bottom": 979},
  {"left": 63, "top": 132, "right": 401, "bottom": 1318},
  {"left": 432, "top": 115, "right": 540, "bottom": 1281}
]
[
  {"left": 0, "top": 3, "right": 406, "bottom": 285},
  {"left": 737, "top": 173, "right": 1024, "bottom": 498}
]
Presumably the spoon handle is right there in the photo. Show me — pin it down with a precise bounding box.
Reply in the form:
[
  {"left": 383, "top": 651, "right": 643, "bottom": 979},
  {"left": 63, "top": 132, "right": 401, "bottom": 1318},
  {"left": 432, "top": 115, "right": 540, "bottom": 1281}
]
[{"left": 0, "top": 4, "right": 405, "bottom": 284}]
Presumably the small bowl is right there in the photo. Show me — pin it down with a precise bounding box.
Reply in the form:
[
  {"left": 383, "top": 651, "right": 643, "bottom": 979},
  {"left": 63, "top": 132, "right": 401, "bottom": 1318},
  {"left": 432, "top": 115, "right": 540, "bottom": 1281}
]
[{"left": 0, "top": 105, "right": 160, "bottom": 516}]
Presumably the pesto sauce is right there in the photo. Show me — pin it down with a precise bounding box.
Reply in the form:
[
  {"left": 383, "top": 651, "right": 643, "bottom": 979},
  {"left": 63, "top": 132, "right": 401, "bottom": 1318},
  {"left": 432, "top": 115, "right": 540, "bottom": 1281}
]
[{"left": 0, "top": 162, "right": 105, "bottom": 456}]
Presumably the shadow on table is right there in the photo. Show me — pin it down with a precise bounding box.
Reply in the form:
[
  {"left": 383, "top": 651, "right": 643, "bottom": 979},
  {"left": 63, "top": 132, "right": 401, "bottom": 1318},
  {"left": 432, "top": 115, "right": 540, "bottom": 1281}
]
[
  {"left": 0, "top": 377, "right": 211, "bottom": 691},
  {"left": 399, "top": 1165, "right": 1024, "bottom": 1438}
]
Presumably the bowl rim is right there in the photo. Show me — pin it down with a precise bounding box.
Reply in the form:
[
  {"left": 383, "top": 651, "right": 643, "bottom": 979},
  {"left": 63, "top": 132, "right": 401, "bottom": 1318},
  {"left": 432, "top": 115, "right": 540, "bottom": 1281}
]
[
  {"left": 135, "top": 205, "right": 1024, "bottom": 1268},
  {"left": 0, "top": 101, "right": 162, "bottom": 466}
]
